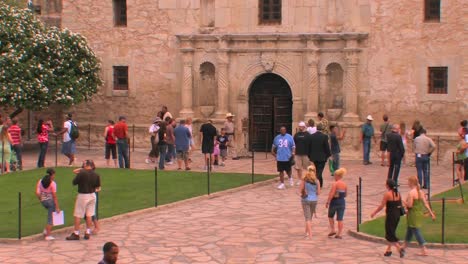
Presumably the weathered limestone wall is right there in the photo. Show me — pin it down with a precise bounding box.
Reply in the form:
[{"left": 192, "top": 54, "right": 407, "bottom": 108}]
[
  {"left": 363, "top": 0, "right": 467, "bottom": 131},
  {"left": 9, "top": 0, "right": 463, "bottom": 164}
]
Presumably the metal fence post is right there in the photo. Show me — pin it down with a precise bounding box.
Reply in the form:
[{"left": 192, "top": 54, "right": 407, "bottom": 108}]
[
  {"left": 441, "top": 197, "right": 446, "bottom": 244},
  {"left": 88, "top": 124, "right": 91, "bottom": 150},
  {"left": 251, "top": 150, "right": 255, "bottom": 184},
  {"left": 208, "top": 154, "right": 211, "bottom": 195},
  {"left": 356, "top": 185, "right": 359, "bottom": 232},
  {"left": 359, "top": 177, "right": 362, "bottom": 226},
  {"left": 55, "top": 135, "right": 58, "bottom": 167},
  {"left": 18, "top": 192, "right": 22, "bottom": 240},
  {"left": 128, "top": 138, "right": 131, "bottom": 169},
  {"left": 436, "top": 136, "right": 440, "bottom": 166},
  {"left": 132, "top": 124, "right": 135, "bottom": 152},
  {"left": 155, "top": 167, "right": 158, "bottom": 207},
  {"left": 452, "top": 152, "right": 456, "bottom": 186}
]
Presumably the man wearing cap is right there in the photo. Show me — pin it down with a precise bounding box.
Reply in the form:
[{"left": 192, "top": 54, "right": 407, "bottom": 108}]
[
  {"left": 308, "top": 123, "right": 331, "bottom": 187},
  {"left": 224, "top": 113, "right": 239, "bottom": 160},
  {"left": 113, "top": 116, "right": 130, "bottom": 168},
  {"left": 293, "top": 121, "right": 311, "bottom": 186},
  {"left": 361, "top": 115, "right": 377, "bottom": 165},
  {"left": 56, "top": 113, "right": 77, "bottom": 165}
]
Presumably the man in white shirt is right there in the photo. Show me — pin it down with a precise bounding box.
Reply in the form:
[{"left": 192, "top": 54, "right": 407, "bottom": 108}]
[{"left": 56, "top": 113, "right": 77, "bottom": 165}]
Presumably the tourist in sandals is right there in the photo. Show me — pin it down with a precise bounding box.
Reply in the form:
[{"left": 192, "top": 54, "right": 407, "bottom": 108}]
[
  {"left": 36, "top": 168, "right": 60, "bottom": 240},
  {"left": 326, "top": 168, "right": 347, "bottom": 239},
  {"left": 401, "top": 175, "right": 436, "bottom": 256},
  {"left": 370, "top": 179, "right": 404, "bottom": 257},
  {"left": 300, "top": 164, "right": 320, "bottom": 239}
]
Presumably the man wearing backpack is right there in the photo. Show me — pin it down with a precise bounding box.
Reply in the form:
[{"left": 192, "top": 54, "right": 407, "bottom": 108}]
[
  {"left": 57, "top": 113, "right": 78, "bottom": 166},
  {"left": 361, "top": 115, "right": 377, "bottom": 165}
]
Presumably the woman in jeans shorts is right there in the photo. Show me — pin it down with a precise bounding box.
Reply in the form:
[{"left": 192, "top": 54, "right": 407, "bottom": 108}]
[
  {"left": 326, "top": 168, "right": 347, "bottom": 239},
  {"left": 35, "top": 168, "right": 60, "bottom": 240},
  {"left": 299, "top": 165, "right": 321, "bottom": 239}
]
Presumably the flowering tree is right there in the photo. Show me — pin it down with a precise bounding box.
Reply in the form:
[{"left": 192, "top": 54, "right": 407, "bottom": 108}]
[{"left": 0, "top": 3, "right": 102, "bottom": 118}]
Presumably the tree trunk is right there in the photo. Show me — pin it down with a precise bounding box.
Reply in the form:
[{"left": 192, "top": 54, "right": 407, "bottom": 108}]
[{"left": 9, "top": 107, "right": 24, "bottom": 119}]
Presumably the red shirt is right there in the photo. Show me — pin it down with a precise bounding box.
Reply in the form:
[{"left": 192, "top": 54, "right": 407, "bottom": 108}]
[
  {"left": 37, "top": 124, "right": 49, "bottom": 143},
  {"left": 105, "top": 125, "right": 116, "bottom": 144},
  {"left": 113, "top": 121, "right": 128, "bottom": 139},
  {"left": 8, "top": 124, "right": 21, "bottom": 145}
]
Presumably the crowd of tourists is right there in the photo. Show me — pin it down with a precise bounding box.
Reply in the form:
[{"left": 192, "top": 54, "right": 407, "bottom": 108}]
[{"left": 273, "top": 112, "right": 467, "bottom": 257}]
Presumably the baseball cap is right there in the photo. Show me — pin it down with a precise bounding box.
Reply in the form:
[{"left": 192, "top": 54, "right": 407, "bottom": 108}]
[
  {"left": 298, "top": 121, "right": 306, "bottom": 127},
  {"left": 366, "top": 115, "right": 373, "bottom": 121}
]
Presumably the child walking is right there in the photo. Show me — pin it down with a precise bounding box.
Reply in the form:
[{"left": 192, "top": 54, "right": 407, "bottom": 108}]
[{"left": 217, "top": 128, "right": 229, "bottom": 166}]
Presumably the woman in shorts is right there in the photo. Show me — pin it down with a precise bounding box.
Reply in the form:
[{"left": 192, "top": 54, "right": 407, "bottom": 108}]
[
  {"left": 300, "top": 165, "right": 320, "bottom": 239},
  {"left": 35, "top": 168, "right": 60, "bottom": 240},
  {"left": 326, "top": 168, "right": 347, "bottom": 239}
]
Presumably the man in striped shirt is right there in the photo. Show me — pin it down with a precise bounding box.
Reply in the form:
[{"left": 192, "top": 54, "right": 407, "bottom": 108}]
[{"left": 8, "top": 118, "right": 22, "bottom": 170}]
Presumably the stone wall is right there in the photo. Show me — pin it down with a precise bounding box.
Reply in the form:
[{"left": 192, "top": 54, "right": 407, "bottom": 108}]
[{"left": 10, "top": 0, "right": 464, "bottom": 165}]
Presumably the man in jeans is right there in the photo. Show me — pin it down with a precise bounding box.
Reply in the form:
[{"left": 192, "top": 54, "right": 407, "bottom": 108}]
[
  {"left": 386, "top": 124, "right": 405, "bottom": 184},
  {"left": 113, "top": 116, "right": 130, "bottom": 168},
  {"left": 361, "top": 115, "right": 377, "bottom": 165},
  {"left": 413, "top": 129, "right": 436, "bottom": 189},
  {"left": 8, "top": 118, "right": 22, "bottom": 170},
  {"left": 66, "top": 160, "right": 101, "bottom": 240},
  {"left": 174, "top": 119, "right": 191, "bottom": 170}
]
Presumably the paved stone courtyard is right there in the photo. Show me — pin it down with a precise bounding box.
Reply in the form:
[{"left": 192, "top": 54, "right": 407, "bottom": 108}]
[{"left": 1, "top": 147, "right": 467, "bottom": 263}]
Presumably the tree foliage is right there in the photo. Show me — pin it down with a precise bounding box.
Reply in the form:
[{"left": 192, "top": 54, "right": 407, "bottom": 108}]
[{"left": 0, "top": 3, "right": 102, "bottom": 115}]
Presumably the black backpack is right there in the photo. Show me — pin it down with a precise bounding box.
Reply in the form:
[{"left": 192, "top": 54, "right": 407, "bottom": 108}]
[{"left": 69, "top": 121, "right": 79, "bottom": 140}]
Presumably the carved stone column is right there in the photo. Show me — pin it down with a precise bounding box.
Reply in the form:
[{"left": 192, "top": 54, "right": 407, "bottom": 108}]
[
  {"left": 343, "top": 52, "right": 360, "bottom": 121},
  {"left": 215, "top": 52, "right": 229, "bottom": 117},
  {"left": 179, "top": 51, "right": 194, "bottom": 117},
  {"left": 318, "top": 71, "right": 328, "bottom": 113},
  {"left": 304, "top": 52, "right": 319, "bottom": 121}
]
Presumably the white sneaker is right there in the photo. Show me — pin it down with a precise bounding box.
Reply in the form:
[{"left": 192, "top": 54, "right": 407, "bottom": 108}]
[
  {"left": 289, "top": 178, "right": 294, "bottom": 187},
  {"left": 145, "top": 158, "right": 150, "bottom": 164},
  {"left": 277, "top": 183, "right": 285, "bottom": 190},
  {"left": 45, "top": 236, "right": 55, "bottom": 241},
  {"left": 167, "top": 161, "right": 174, "bottom": 165},
  {"left": 296, "top": 180, "right": 301, "bottom": 186}
]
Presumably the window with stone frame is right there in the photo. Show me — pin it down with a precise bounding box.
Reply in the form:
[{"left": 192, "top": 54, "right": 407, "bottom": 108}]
[
  {"left": 259, "top": 0, "right": 282, "bottom": 24},
  {"left": 428, "top": 67, "right": 448, "bottom": 94},
  {"left": 113, "top": 66, "right": 129, "bottom": 90},
  {"left": 113, "top": 0, "right": 127, "bottom": 26},
  {"left": 424, "top": 0, "right": 441, "bottom": 22}
]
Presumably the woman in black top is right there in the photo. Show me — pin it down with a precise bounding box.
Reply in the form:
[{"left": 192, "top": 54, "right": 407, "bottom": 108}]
[{"left": 371, "top": 179, "right": 404, "bottom": 257}]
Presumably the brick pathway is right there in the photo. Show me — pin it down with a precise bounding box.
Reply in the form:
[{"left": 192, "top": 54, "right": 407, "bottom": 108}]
[{"left": 1, "top": 147, "right": 467, "bottom": 263}]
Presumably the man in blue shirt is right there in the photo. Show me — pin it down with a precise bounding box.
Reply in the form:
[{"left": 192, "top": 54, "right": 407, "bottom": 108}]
[
  {"left": 361, "top": 115, "right": 377, "bottom": 165},
  {"left": 272, "top": 126, "right": 296, "bottom": 190},
  {"left": 174, "top": 119, "right": 192, "bottom": 170}
]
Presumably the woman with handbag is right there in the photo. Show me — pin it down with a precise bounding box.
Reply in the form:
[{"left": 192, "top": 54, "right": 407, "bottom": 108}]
[
  {"left": 370, "top": 179, "right": 404, "bottom": 257},
  {"left": 401, "top": 175, "right": 436, "bottom": 256},
  {"left": 299, "top": 164, "right": 320, "bottom": 239}
]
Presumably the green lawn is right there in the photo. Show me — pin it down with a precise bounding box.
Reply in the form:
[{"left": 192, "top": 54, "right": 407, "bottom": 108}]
[
  {"left": 360, "top": 183, "right": 468, "bottom": 243},
  {"left": 0, "top": 168, "right": 274, "bottom": 238}
]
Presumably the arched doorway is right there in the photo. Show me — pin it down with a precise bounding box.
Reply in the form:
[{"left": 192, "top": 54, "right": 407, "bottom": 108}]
[{"left": 249, "top": 73, "right": 293, "bottom": 151}]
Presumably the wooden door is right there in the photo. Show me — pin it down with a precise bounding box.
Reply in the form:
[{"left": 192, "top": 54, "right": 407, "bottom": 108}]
[
  {"left": 249, "top": 73, "right": 292, "bottom": 151},
  {"left": 249, "top": 95, "right": 273, "bottom": 151}
]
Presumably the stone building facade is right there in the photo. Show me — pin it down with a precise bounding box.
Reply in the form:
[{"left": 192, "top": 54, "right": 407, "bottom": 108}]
[{"left": 24, "top": 0, "right": 466, "bottom": 160}]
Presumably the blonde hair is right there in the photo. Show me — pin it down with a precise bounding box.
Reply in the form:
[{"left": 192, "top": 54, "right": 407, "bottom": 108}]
[
  {"left": 334, "top": 168, "right": 347, "bottom": 179},
  {"left": 303, "top": 165, "right": 317, "bottom": 183},
  {"left": 408, "top": 175, "right": 421, "bottom": 199}
]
